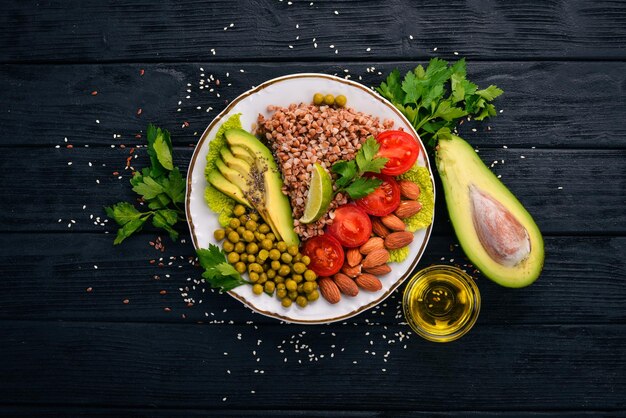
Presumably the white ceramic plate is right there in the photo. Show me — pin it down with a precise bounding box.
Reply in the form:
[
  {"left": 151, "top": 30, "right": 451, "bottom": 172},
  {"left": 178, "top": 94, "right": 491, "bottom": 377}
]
[{"left": 186, "top": 73, "right": 435, "bottom": 324}]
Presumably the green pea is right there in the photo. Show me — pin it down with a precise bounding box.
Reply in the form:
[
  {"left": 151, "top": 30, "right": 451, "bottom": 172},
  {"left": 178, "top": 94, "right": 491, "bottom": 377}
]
[
  {"left": 278, "top": 265, "right": 291, "bottom": 277},
  {"left": 313, "top": 92, "right": 324, "bottom": 105},
  {"left": 301, "top": 255, "right": 311, "bottom": 266},
  {"left": 324, "top": 94, "right": 335, "bottom": 106},
  {"left": 261, "top": 239, "right": 273, "bottom": 251},
  {"left": 276, "top": 282, "right": 286, "bottom": 291},
  {"left": 274, "top": 276, "right": 285, "bottom": 284},
  {"left": 293, "top": 274, "right": 303, "bottom": 283},
  {"left": 281, "top": 298, "right": 292, "bottom": 307},
  {"left": 250, "top": 213, "right": 260, "bottom": 221},
  {"left": 236, "top": 226, "right": 245, "bottom": 236},
  {"left": 214, "top": 229, "right": 226, "bottom": 241},
  {"left": 265, "top": 233, "right": 276, "bottom": 242},
  {"left": 245, "top": 220, "right": 257, "bottom": 231},
  {"left": 233, "top": 205, "right": 246, "bottom": 217},
  {"left": 249, "top": 263, "right": 263, "bottom": 273},
  {"left": 246, "top": 254, "right": 256, "bottom": 263},
  {"left": 281, "top": 253, "right": 293, "bottom": 264},
  {"left": 264, "top": 281, "right": 275, "bottom": 294},
  {"left": 257, "top": 275, "right": 267, "bottom": 284},
  {"left": 277, "top": 289, "right": 287, "bottom": 299},
  {"left": 239, "top": 215, "right": 248, "bottom": 224},
  {"left": 287, "top": 246, "right": 299, "bottom": 256},
  {"left": 285, "top": 279, "right": 297, "bottom": 292},
  {"left": 266, "top": 269, "right": 276, "bottom": 279},
  {"left": 227, "top": 231, "right": 240, "bottom": 244},
  {"left": 222, "top": 241, "right": 234, "bottom": 253},
  {"left": 269, "top": 249, "right": 281, "bottom": 260},
  {"left": 259, "top": 224, "right": 270, "bottom": 234},
  {"left": 254, "top": 232, "right": 265, "bottom": 241},
  {"left": 296, "top": 283, "right": 304, "bottom": 294},
  {"left": 335, "top": 94, "right": 347, "bottom": 107},
  {"left": 307, "top": 290, "right": 319, "bottom": 301},
  {"left": 293, "top": 262, "right": 306, "bottom": 274},
  {"left": 276, "top": 241, "right": 287, "bottom": 252},
  {"left": 294, "top": 253, "right": 302, "bottom": 262},
  {"left": 246, "top": 243, "right": 259, "bottom": 254},
  {"left": 227, "top": 252, "right": 239, "bottom": 264},
  {"left": 235, "top": 262, "right": 246, "bottom": 274},
  {"left": 271, "top": 260, "right": 281, "bottom": 271},
  {"left": 304, "top": 269, "right": 317, "bottom": 281},
  {"left": 288, "top": 291, "right": 298, "bottom": 300},
  {"left": 225, "top": 227, "right": 234, "bottom": 235},
  {"left": 296, "top": 296, "right": 308, "bottom": 307},
  {"left": 243, "top": 230, "right": 255, "bottom": 243},
  {"left": 234, "top": 242, "right": 246, "bottom": 254},
  {"left": 257, "top": 249, "right": 269, "bottom": 261},
  {"left": 303, "top": 281, "right": 315, "bottom": 294},
  {"left": 249, "top": 272, "right": 259, "bottom": 282},
  {"left": 252, "top": 284, "right": 263, "bottom": 295},
  {"left": 229, "top": 218, "right": 240, "bottom": 229}
]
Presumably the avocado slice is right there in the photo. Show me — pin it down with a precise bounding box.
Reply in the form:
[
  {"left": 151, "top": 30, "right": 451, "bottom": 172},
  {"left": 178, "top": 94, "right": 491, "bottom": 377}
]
[
  {"left": 206, "top": 170, "right": 252, "bottom": 208},
  {"left": 215, "top": 158, "right": 248, "bottom": 192},
  {"left": 224, "top": 128, "right": 299, "bottom": 247},
  {"left": 436, "top": 135, "right": 544, "bottom": 287},
  {"left": 231, "top": 145, "right": 255, "bottom": 165},
  {"left": 220, "top": 147, "right": 252, "bottom": 177}
]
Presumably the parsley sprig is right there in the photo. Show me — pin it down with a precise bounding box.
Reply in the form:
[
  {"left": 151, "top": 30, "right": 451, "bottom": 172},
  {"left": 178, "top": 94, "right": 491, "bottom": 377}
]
[
  {"left": 331, "top": 136, "right": 388, "bottom": 199},
  {"left": 196, "top": 244, "right": 250, "bottom": 291},
  {"left": 376, "top": 58, "right": 503, "bottom": 148},
  {"left": 105, "top": 124, "right": 185, "bottom": 244}
]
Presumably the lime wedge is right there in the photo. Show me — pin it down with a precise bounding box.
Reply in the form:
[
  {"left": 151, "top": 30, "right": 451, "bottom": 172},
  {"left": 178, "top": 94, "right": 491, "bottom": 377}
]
[{"left": 300, "top": 163, "right": 333, "bottom": 224}]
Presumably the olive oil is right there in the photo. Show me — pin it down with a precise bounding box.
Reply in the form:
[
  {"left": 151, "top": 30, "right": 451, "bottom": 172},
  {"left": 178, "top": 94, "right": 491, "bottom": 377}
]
[{"left": 403, "top": 265, "right": 480, "bottom": 342}]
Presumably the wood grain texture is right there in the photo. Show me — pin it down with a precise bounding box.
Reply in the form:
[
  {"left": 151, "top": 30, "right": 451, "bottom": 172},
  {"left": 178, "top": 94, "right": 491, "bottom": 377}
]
[
  {"left": 0, "top": 408, "right": 622, "bottom": 418},
  {"left": 0, "top": 147, "right": 623, "bottom": 234},
  {"left": 2, "top": 0, "right": 626, "bottom": 62},
  {"left": 0, "top": 233, "right": 624, "bottom": 325},
  {"left": 1, "top": 61, "right": 625, "bottom": 148},
  {"left": 1, "top": 320, "right": 625, "bottom": 410}
]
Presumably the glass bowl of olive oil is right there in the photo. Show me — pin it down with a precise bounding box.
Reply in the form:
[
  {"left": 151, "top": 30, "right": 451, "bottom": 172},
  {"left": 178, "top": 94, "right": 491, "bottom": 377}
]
[{"left": 403, "top": 265, "right": 481, "bottom": 342}]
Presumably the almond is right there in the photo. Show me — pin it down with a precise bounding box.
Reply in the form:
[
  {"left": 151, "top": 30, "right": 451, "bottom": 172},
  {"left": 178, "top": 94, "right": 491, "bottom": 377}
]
[
  {"left": 381, "top": 214, "right": 406, "bottom": 231},
  {"left": 333, "top": 273, "right": 359, "bottom": 297},
  {"left": 384, "top": 231, "right": 414, "bottom": 250},
  {"left": 363, "top": 264, "right": 392, "bottom": 276},
  {"left": 371, "top": 217, "right": 391, "bottom": 238},
  {"left": 399, "top": 180, "right": 421, "bottom": 200},
  {"left": 346, "top": 248, "right": 363, "bottom": 267},
  {"left": 362, "top": 248, "right": 390, "bottom": 269},
  {"left": 318, "top": 277, "right": 341, "bottom": 304},
  {"left": 355, "top": 273, "right": 382, "bottom": 292},
  {"left": 341, "top": 263, "right": 362, "bottom": 278},
  {"left": 359, "top": 237, "right": 384, "bottom": 255},
  {"left": 394, "top": 200, "right": 423, "bottom": 219}
]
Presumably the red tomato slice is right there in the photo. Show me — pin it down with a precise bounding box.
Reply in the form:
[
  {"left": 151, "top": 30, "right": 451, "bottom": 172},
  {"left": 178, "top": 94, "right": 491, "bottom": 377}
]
[
  {"left": 327, "top": 205, "right": 372, "bottom": 248},
  {"left": 376, "top": 130, "right": 420, "bottom": 176},
  {"left": 301, "top": 234, "right": 345, "bottom": 276},
  {"left": 355, "top": 173, "right": 401, "bottom": 216}
]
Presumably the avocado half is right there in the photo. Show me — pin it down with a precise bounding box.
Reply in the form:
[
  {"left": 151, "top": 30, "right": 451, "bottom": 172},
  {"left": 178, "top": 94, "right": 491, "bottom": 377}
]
[{"left": 436, "top": 135, "right": 544, "bottom": 288}]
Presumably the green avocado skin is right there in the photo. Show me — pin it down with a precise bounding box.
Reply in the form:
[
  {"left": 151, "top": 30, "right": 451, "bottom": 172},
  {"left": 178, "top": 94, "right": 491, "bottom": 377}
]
[
  {"left": 436, "top": 135, "right": 544, "bottom": 288},
  {"left": 208, "top": 128, "right": 299, "bottom": 247}
]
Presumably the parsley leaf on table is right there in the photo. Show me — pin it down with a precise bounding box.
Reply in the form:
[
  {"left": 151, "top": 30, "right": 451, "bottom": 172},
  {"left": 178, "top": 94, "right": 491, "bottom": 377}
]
[
  {"left": 376, "top": 58, "right": 503, "bottom": 149},
  {"left": 331, "top": 137, "right": 388, "bottom": 199},
  {"left": 105, "top": 124, "right": 185, "bottom": 245},
  {"left": 197, "top": 245, "right": 249, "bottom": 291}
]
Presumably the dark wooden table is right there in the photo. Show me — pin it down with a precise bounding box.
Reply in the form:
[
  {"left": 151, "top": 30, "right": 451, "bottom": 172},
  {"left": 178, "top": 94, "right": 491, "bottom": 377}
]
[{"left": 1, "top": 1, "right": 625, "bottom": 416}]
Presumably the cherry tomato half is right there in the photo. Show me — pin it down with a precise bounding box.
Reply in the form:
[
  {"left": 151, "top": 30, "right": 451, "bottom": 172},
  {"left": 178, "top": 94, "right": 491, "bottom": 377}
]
[
  {"left": 376, "top": 130, "right": 420, "bottom": 176},
  {"left": 355, "top": 173, "right": 401, "bottom": 216},
  {"left": 301, "top": 234, "right": 345, "bottom": 276},
  {"left": 327, "top": 205, "right": 373, "bottom": 248}
]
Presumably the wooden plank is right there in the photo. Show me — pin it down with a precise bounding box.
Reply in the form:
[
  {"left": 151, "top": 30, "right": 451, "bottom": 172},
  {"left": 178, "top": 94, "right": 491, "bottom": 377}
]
[
  {"left": 0, "top": 147, "right": 623, "bottom": 234},
  {"left": 0, "top": 233, "right": 624, "bottom": 325},
  {"left": 2, "top": 0, "right": 626, "bottom": 62},
  {"left": 0, "top": 320, "right": 624, "bottom": 410},
  {"left": 1, "top": 61, "right": 625, "bottom": 149},
  {"left": 0, "top": 406, "right": 622, "bottom": 417}
]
